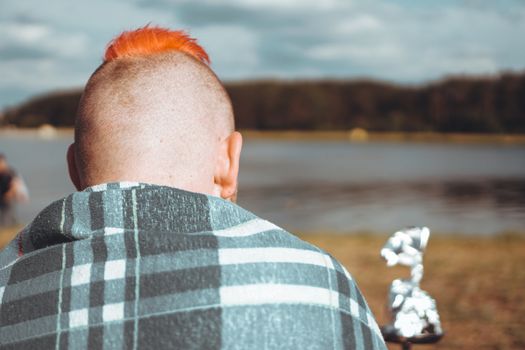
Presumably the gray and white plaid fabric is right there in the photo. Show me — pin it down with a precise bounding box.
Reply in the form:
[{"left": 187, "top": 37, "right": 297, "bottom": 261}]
[{"left": 0, "top": 182, "right": 386, "bottom": 349}]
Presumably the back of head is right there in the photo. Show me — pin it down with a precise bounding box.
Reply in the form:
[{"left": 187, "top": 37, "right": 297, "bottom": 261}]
[{"left": 74, "top": 26, "right": 234, "bottom": 194}]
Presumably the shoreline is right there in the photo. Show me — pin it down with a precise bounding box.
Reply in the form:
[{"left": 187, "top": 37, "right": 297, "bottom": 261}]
[
  {"left": 2, "top": 127, "right": 525, "bottom": 144},
  {"left": 242, "top": 130, "right": 525, "bottom": 144}
]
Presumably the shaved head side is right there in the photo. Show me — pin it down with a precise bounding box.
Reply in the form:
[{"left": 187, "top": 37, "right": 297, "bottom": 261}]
[{"left": 74, "top": 50, "right": 235, "bottom": 193}]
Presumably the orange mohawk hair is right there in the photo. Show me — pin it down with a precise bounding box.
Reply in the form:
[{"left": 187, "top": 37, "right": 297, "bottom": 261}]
[{"left": 104, "top": 26, "right": 210, "bottom": 64}]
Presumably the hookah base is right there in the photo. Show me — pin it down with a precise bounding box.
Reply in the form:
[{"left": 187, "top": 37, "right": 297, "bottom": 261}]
[{"left": 381, "top": 325, "right": 444, "bottom": 345}]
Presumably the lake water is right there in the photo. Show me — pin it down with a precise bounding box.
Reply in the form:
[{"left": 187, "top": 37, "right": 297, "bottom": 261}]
[{"left": 1, "top": 131, "right": 524, "bottom": 235}]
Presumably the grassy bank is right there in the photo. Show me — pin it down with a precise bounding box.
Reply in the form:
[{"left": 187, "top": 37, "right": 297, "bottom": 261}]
[
  {"left": 2, "top": 127, "right": 525, "bottom": 144},
  {"left": 242, "top": 130, "right": 525, "bottom": 144},
  {"left": 302, "top": 233, "right": 525, "bottom": 350},
  {"left": 1, "top": 226, "right": 523, "bottom": 349},
  {"left": 0, "top": 226, "right": 21, "bottom": 249}
]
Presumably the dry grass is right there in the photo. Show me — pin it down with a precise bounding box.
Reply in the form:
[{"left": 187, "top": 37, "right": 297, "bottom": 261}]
[
  {"left": 1, "top": 226, "right": 523, "bottom": 349},
  {"left": 302, "top": 233, "right": 525, "bottom": 350},
  {"left": 0, "top": 225, "right": 21, "bottom": 249}
]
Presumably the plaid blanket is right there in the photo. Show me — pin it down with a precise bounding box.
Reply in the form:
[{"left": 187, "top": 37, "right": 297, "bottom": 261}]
[{"left": 0, "top": 182, "right": 386, "bottom": 349}]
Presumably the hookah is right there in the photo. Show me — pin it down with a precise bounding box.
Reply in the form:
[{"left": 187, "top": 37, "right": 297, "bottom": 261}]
[{"left": 380, "top": 227, "right": 444, "bottom": 349}]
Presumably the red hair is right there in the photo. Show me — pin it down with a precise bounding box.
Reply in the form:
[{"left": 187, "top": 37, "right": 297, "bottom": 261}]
[{"left": 104, "top": 26, "right": 210, "bottom": 64}]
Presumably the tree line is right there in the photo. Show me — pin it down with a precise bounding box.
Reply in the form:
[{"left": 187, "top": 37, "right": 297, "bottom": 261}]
[{"left": 2, "top": 72, "right": 524, "bottom": 133}]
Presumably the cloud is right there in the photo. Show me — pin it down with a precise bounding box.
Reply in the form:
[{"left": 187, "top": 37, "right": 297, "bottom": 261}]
[
  {"left": 191, "top": 25, "right": 259, "bottom": 79},
  {"left": 0, "top": 0, "right": 525, "bottom": 107},
  {"left": 0, "top": 20, "right": 51, "bottom": 60},
  {"left": 142, "top": 0, "right": 525, "bottom": 80},
  {"left": 336, "top": 15, "right": 383, "bottom": 35},
  {"left": 4, "top": 22, "right": 50, "bottom": 42},
  {"left": 0, "top": 0, "right": 175, "bottom": 107},
  {"left": 0, "top": 44, "right": 50, "bottom": 61}
]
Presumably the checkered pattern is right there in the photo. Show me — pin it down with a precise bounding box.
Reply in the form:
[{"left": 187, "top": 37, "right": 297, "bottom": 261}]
[{"left": 0, "top": 182, "right": 386, "bottom": 349}]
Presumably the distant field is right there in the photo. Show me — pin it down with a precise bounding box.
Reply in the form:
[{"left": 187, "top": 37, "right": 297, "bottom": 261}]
[
  {"left": 1, "top": 225, "right": 523, "bottom": 349},
  {"left": 2, "top": 127, "right": 525, "bottom": 144}
]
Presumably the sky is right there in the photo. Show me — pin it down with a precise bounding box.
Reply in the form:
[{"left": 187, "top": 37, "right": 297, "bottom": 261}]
[{"left": 1, "top": 0, "right": 525, "bottom": 108}]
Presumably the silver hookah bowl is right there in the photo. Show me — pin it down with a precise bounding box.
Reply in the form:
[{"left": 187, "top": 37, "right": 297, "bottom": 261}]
[{"left": 380, "top": 227, "right": 444, "bottom": 349}]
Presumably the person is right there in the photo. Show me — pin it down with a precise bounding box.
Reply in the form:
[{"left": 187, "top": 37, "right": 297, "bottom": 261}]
[
  {"left": 0, "top": 153, "right": 28, "bottom": 226},
  {"left": 0, "top": 26, "right": 386, "bottom": 349}
]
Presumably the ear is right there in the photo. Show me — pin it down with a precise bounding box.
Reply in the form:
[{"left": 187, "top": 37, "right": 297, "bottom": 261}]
[
  {"left": 67, "top": 143, "right": 82, "bottom": 191},
  {"left": 213, "top": 131, "right": 243, "bottom": 201}
]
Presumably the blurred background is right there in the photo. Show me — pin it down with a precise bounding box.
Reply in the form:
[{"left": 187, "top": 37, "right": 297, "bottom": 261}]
[{"left": 1, "top": 0, "right": 524, "bottom": 349}]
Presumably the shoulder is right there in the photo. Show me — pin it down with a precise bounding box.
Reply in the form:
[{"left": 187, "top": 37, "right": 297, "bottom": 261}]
[
  {"left": 205, "top": 195, "right": 361, "bottom": 294},
  {"left": 215, "top": 231, "right": 386, "bottom": 348},
  {"left": 205, "top": 197, "right": 385, "bottom": 346}
]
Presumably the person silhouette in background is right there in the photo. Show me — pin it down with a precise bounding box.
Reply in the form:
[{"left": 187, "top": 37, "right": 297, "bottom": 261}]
[
  {"left": 0, "top": 27, "right": 386, "bottom": 349},
  {"left": 0, "top": 153, "right": 28, "bottom": 226}
]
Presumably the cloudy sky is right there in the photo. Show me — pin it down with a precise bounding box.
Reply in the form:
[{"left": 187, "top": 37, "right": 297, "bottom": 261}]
[{"left": 1, "top": 0, "right": 524, "bottom": 108}]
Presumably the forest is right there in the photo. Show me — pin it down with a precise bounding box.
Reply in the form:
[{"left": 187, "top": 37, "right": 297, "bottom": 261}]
[{"left": 2, "top": 72, "right": 524, "bottom": 133}]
